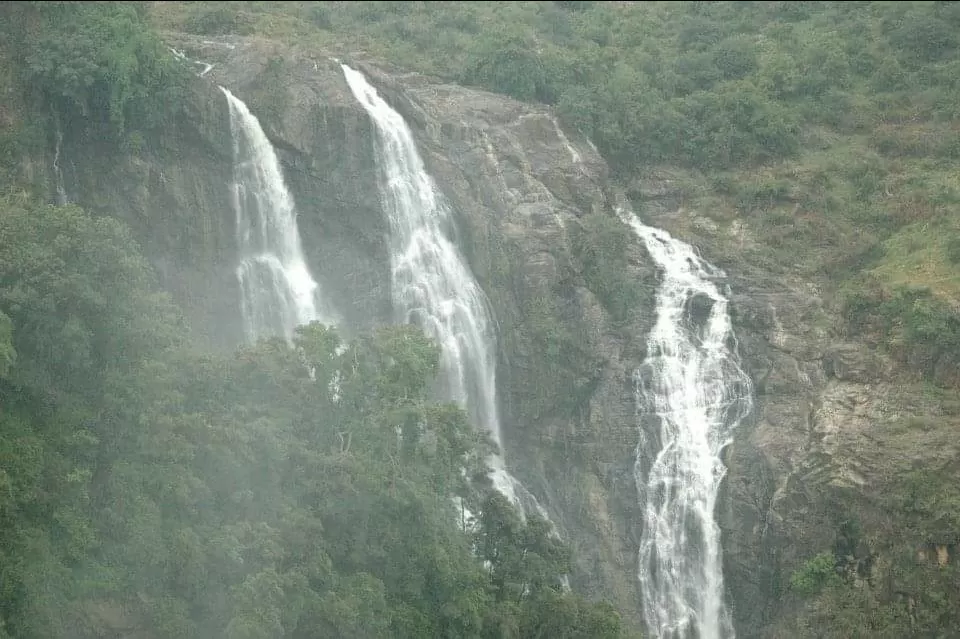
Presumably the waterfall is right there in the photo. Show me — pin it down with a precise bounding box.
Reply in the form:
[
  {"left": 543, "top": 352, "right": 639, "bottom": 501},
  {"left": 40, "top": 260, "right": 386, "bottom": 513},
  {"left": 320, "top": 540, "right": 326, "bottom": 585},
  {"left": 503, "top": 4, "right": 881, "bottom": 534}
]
[
  {"left": 53, "top": 124, "right": 68, "bottom": 206},
  {"left": 340, "top": 63, "right": 536, "bottom": 513},
  {"left": 221, "top": 87, "right": 329, "bottom": 344},
  {"left": 169, "top": 47, "right": 214, "bottom": 77},
  {"left": 621, "top": 209, "right": 753, "bottom": 639}
]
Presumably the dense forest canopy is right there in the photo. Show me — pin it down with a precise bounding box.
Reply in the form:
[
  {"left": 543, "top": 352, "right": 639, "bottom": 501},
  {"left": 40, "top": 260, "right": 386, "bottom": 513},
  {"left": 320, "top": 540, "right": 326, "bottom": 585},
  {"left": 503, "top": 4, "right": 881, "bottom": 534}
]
[
  {"left": 2, "top": 1, "right": 960, "bottom": 637},
  {"left": 0, "top": 195, "right": 630, "bottom": 637},
  {"left": 0, "top": 5, "right": 634, "bottom": 637}
]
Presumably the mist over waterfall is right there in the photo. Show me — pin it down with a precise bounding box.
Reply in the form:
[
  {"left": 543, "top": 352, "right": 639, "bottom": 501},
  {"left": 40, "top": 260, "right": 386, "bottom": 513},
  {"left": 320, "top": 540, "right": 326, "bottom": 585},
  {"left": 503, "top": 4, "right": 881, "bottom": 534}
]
[
  {"left": 340, "top": 63, "right": 535, "bottom": 512},
  {"left": 221, "top": 87, "right": 329, "bottom": 343},
  {"left": 621, "top": 209, "right": 753, "bottom": 639}
]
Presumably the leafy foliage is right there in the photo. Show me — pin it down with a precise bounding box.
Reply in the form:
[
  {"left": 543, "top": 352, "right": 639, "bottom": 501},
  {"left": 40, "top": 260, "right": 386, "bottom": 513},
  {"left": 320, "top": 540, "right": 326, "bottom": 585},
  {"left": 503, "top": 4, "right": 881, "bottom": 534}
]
[
  {"left": 144, "top": 6, "right": 960, "bottom": 380},
  {"left": 571, "top": 212, "right": 645, "bottom": 323},
  {"left": 788, "top": 538, "right": 960, "bottom": 638},
  {"left": 789, "top": 552, "right": 840, "bottom": 597},
  {"left": 0, "top": 195, "right": 630, "bottom": 637},
  {"left": 5, "top": 2, "right": 185, "bottom": 136},
  {"left": 841, "top": 282, "right": 960, "bottom": 384},
  {"left": 148, "top": 1, "right": 959, "bottom": 174},
  {"left": 0, "top": 311, "right": 14, "bottom": 379}
]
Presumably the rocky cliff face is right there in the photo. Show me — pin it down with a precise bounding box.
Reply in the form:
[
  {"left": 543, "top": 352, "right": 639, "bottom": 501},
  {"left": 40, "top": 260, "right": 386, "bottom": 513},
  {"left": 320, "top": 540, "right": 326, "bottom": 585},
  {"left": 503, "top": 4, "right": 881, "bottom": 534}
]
[
  {"left": 47, "top": 70, "right": 241, "bottom": 350},
  {"left": 149, "top": 34, "right": 660, "bottom": 629},
  {"left": 638, "top": 203, "right": 960, "bottom": 635},
  {"left": 40, "top": 32, "right": 958, "bottom": 638}
]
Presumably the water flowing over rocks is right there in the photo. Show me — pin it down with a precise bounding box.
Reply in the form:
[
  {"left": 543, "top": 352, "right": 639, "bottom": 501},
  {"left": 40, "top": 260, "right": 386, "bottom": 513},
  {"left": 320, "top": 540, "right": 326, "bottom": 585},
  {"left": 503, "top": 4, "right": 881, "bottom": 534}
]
[
  {"left": 221, "top": 87, "right": 331, "bottom": 343},
  {"left": 624, "top": 209, "right": 753, "bottom": 639},
  {"left": 42, "top": 31, "right": 960, "bottom": 638},
  {"left": 172, "top": 36, "right": 658, "bottom": 627},
  {"left": 340, "top": 62, "right": 539, "bottom": 518}
]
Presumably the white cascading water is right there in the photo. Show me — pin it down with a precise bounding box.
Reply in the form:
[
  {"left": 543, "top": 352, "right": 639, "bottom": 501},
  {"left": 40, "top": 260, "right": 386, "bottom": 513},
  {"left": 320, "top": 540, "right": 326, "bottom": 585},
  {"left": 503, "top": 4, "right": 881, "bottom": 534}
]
[
  {"left": 169, "top": 47, "right": 214, "bottom": 77},
  {"left": 221, "top": 87, "right": 327, "bottom": 343},
  {"left": 341, "top": 63, "right": 535, "bottom": 512},
  {"left": 53, "top": 124, "right": 68, "bottom": 206},
  {"left": 620, "top": 209, "right": 753, "bottom": 639}
]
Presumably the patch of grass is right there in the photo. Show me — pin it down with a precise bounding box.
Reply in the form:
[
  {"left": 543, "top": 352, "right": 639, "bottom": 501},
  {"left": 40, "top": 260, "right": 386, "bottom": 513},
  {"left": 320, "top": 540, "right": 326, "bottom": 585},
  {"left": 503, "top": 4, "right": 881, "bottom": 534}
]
[
  {"left": 871, "top": 213, "right": 960, "bottom": 304},
  {"left": 945, "top": 236, "right": 960, "bottom": 265},
  {"left": 870, "top": 122, "right": 960, "bottom": 160},
  {"left": 841, "top": 281, "right": 960, "bottom": 384}
]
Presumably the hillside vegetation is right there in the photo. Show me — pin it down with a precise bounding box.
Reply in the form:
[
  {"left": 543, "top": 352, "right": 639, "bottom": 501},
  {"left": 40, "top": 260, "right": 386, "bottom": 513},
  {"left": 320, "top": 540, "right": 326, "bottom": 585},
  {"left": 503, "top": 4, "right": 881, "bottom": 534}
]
[
  {"left": 150, "top": 0, "right": 960, "bottom": 384},
  {"left": 0, "top": 4, "right": 632, "bottom": 638},
  {"left": 147, "top": 2, "right": 960, "bottom": 634},
  {"left": 3, "top": 1, "right": 960, "bottom": 637},
  {"left": 0, "top": 193, "right": 632, "bottom": 638}
]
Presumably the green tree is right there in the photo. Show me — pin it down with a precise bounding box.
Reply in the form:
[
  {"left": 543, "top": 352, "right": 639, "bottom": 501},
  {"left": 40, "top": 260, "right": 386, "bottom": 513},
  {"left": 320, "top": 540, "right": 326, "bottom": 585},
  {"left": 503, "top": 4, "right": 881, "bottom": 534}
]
[
  {"left": 0, "top": 311, "right": 14, "bottom": 379},
  {"left": 460, "top": 28, "right": 549, "bottom": 103},
  {"left": 10, "top": 2, "right": 185, "bottom": 135},
  {"left": 790, "top": 552, "right": 840, "bottom": 596}
]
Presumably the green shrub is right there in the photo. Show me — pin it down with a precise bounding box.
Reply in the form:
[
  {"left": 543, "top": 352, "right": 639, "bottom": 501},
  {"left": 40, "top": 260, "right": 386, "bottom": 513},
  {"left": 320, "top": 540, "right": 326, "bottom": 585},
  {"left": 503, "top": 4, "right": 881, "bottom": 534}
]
[
  {"left": 307, "top": 5, "right": 332, "bottom": 30},
  {"left": 460, "top": 30, "right": 550, "bottom": 103},
  {"left": 0, "top": 131, "right": 20, "bottom": 184},
  {"left": 712, "top": 35, "right": 759, "bottom": 80},
  {"left": 183, "top": 2, "right": 256, "bottom": 35},
  {"left": 734, "top": 177, "right": 793, "bottom": 212},
  {"left": 843, "top": 283, "right": 960, "bottom": 380},
  {"left": 790, "top": 552, "right": 841, "bottom": 597},
  {"left": 870, "top": 126, "right": 960, "bottom": 159},
  {"left": 842, "top": 155, "right": 887, "bottom": 200},
  {"left": 889, "top": 12, "right": 958, "bottom": 65},
  {"left": 945, "top": 236, "right": 960, "bottom": 264},
  {"left": 14, "top": 2, "right": 186, "bottom": 136},
  {"left": 676, "top": 16, "right": 723, "bottom": 52},
  {"left": 896, "top": 467, "right": 960, "bottom": 533},
  {"left": 838, "top": 276, "right": 887, "bottom": 332},
  {"left": 571, "top": 213, "right": 645, "bottom": 324},
  {"left": 676, "top": 82, "right": 801, "bottom": 168},
  {"left": 555, "top": 1, "right": 595, "bottom": 11}
]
